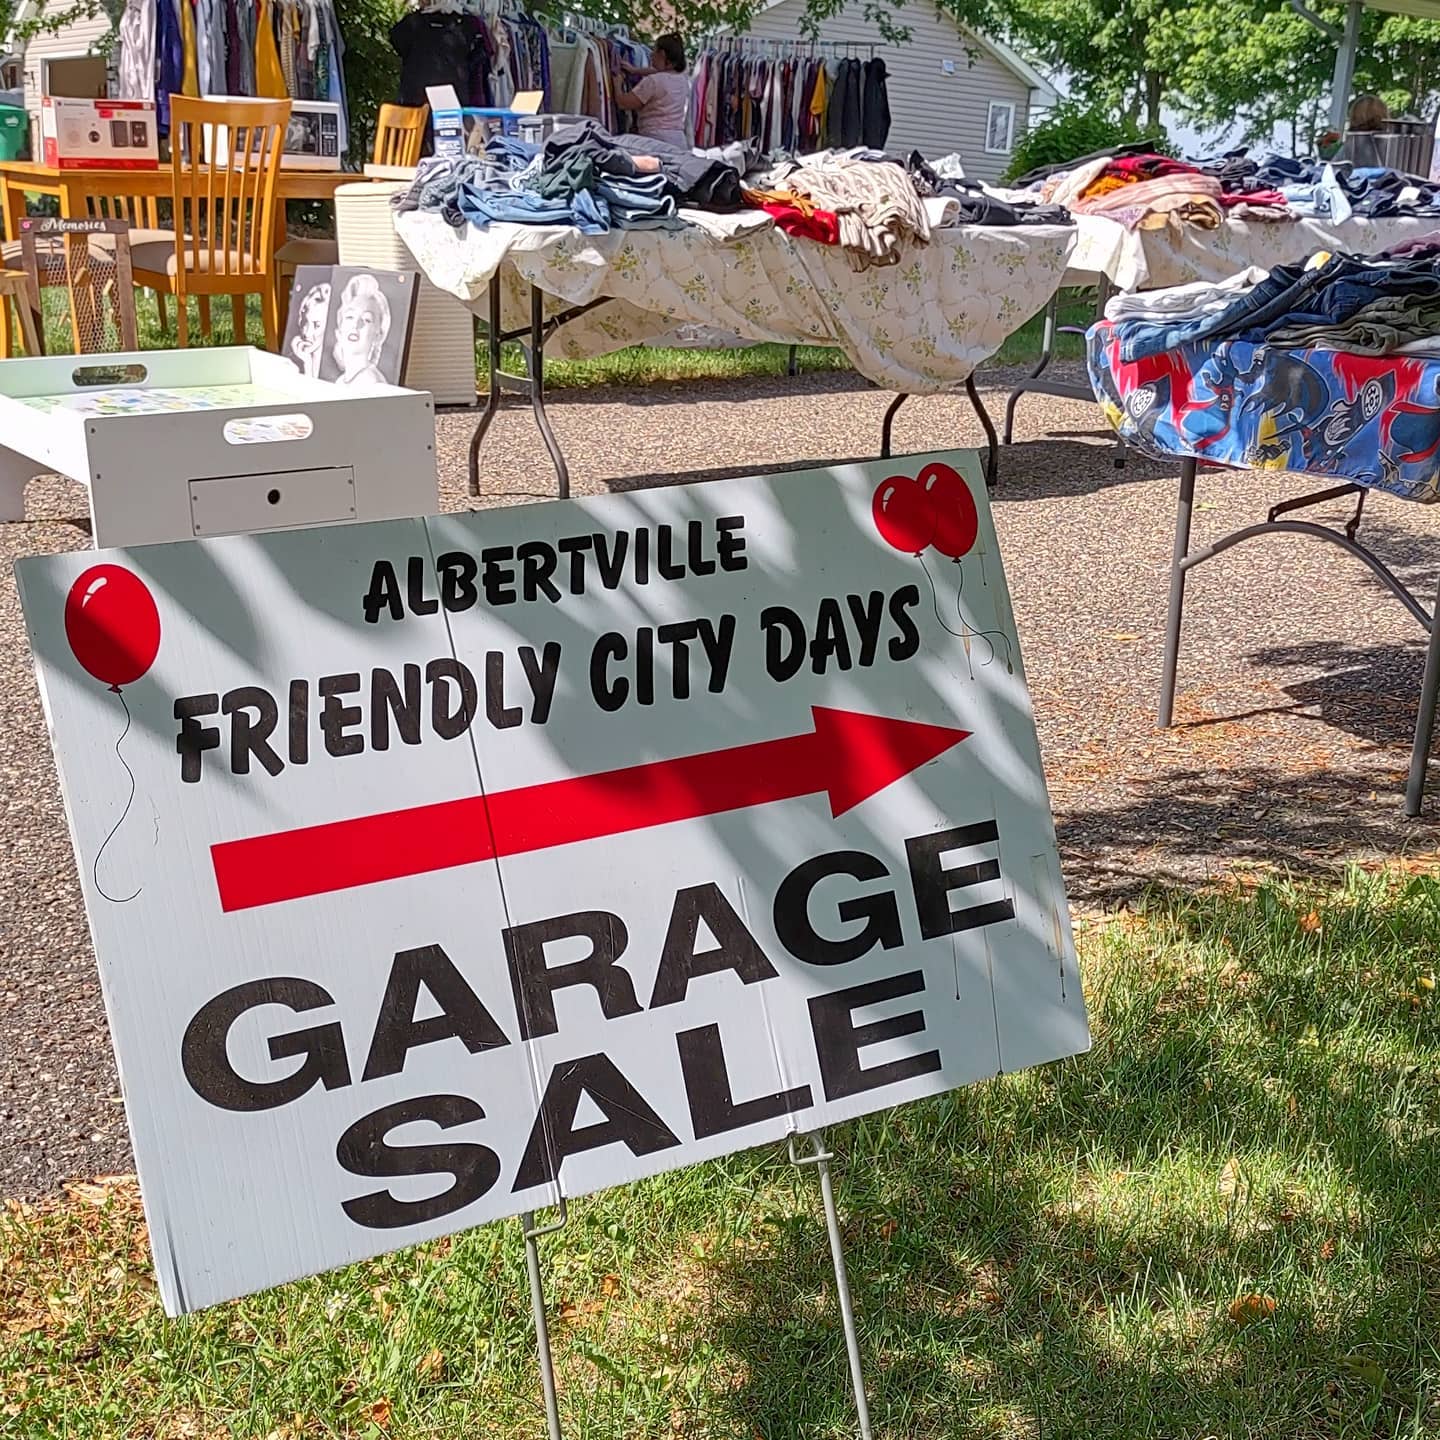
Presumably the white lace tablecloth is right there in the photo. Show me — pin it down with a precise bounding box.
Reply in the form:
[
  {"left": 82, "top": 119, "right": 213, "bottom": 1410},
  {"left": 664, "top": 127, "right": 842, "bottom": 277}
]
[
  {"left": 1067, "top": 212, "right": 1437, "bottom": 291},
  {"left": 393, "top": 209, "right": 1077, "bottom": 394}
]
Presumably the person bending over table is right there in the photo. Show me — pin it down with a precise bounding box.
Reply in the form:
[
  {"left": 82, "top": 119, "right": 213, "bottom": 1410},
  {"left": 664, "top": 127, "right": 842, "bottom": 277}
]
[{"left": 617, "top": 34, "right": 691, "bottom": 150}]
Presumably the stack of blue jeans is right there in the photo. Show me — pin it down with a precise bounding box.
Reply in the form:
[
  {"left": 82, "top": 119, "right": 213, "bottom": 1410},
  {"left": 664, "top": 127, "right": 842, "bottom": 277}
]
[{"left": 1118, "top": 252, "right": 1440, "bottom": 362}]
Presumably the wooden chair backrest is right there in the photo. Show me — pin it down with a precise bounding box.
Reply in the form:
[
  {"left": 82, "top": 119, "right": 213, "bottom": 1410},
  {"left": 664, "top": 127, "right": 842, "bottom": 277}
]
[
  {"left": 168, "top": 94, "right": 291, "bottom": 281},
  {"left": 373, "top": 104, "right": 429, "bottom": 168},
  {"left": 84, "top": 192, "right": 162, "bottom": 228}
]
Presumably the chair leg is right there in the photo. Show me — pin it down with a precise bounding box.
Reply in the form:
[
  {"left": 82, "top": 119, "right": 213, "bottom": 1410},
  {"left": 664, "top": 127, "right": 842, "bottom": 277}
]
[
  {"left": 0, "top": 294, "right": 12, "bottom": 359},
  {"left": 154, "top": 288, "right": 168, "bottom": 334},
  {"left": 15, "top": 287, "right": 41, "bottom": 356},
  {"left": 260, "top": 283, "right": 280, "bottom": 352},
  {"left": 198, "top": 295, "right": 212, "bottom": 341},
  {"left": 231, "top": 293, "right": 247, "bottom": 345},
  {"left": 176, "top": 296, "right": 190, "bottom": 348}
]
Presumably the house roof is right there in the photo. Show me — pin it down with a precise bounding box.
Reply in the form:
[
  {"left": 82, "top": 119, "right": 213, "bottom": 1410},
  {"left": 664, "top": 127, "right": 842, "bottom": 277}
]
[
  {"left": 4, "top": 0, "right": 40, "bottom": 52},
  {"left": 734, "top": 0, "right": 1058, "bottom": 103}
]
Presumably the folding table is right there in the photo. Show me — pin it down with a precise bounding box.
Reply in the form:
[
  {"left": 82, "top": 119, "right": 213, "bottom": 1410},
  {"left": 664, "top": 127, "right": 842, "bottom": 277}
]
[{"left": 1088, "top": 320, "right": 1440, "bottom": 814}]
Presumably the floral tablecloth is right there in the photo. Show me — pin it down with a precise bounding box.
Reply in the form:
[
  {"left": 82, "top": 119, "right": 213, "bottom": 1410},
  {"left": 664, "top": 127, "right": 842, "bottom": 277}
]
[
  {"left": 393, "top": 209, "right": 1077, "bottom": 394},
  {"left": 1068, "top": 213, "right": 1437, "bottom": 292},
  {"left": 1087, "top": 318, "right": 1440, "bottom": 502}
]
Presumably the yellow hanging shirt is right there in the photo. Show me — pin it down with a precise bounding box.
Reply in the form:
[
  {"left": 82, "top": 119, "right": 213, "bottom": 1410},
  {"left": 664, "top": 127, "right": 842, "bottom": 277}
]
[
  {"left": 256, "top": 0, "right": 289, "bottom": 98},
  {"left": 180, "top": 0, "right": 199, "bottom": 96}
]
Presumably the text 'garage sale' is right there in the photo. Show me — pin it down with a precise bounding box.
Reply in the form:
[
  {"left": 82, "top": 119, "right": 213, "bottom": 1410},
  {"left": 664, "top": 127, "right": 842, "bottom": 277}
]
[{"left": 17, "top": 453, "right": 1088, "bottom": 1315}]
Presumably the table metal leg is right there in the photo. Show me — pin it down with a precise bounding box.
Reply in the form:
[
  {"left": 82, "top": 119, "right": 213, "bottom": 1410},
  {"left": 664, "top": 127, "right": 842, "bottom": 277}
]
[
  {"left": 880, "top": 383, "right": 997, "bottom": 487},
  {"left": 1158, "top": 457, "right": 1197, "bottom": 728},
  {"left": 467, "top": 275, "right": 582, "bottom": 501},
  {"left": 528, "top": 284, "right": 569, "bottom": 500},
  {"left": 1003, "top": 290, "right": 1059, "bottom": 444},
  {"left": 879, "top": 394, "right": 908, "bottom": 459},
  {"left": 1407, "top": 575, "right": 1440, "bottom": 817},
  {"left": 965, "top": 375, "right": 999, "bottom": 489},
  {"left": 467, "top": 274, "right": 504, "bottom": 499}
]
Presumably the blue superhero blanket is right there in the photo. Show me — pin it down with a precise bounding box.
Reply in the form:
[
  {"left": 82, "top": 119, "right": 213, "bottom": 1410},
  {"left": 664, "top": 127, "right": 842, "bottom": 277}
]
[{"left": 1086, "top": 319, "right": 1440, "bottom": 502}]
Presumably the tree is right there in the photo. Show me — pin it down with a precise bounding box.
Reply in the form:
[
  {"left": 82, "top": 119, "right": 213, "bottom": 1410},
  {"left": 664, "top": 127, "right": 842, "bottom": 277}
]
[{"left": 934, "top": 0, "right": 1440, "bottom": 148}]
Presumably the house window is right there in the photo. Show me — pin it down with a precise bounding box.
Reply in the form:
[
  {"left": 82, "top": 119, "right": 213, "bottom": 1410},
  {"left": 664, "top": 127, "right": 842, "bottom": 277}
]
[{"left": 985, "top": 101, "right": 1016, "bottom": 155}]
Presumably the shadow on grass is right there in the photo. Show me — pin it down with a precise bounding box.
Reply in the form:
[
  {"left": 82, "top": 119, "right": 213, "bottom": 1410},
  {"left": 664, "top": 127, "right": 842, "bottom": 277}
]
[{"left": 681, "top": 875, "right": 1440, "bottom": 1439}]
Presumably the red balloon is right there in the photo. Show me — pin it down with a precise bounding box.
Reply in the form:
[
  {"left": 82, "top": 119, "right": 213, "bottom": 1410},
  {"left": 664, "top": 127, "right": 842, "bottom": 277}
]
[
  {"left": 919, "top": 461, "right": 979, "bottom": 560},
  {"left": 871, "top": 475, "right": 935, "bottom": 555},
  {"left": 64, "top": 564, "right": 161, "bottom": 690}
]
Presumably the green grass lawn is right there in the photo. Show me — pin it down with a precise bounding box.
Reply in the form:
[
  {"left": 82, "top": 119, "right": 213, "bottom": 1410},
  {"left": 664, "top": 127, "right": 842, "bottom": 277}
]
[
  {"left": 5, "top": 866, "right": 1439, "bottom": 1438},
  {"left": 33, "top": 287, "right": 1097, "bottom": 390}
]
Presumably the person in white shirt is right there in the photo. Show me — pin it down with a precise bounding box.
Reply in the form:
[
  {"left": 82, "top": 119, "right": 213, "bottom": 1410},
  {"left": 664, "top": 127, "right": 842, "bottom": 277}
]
[{"left": 616, "top": 33, "right": 691, "bottom": 150}]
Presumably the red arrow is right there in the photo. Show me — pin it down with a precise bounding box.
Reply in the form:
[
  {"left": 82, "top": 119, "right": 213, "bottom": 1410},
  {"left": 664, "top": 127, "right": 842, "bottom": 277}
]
[{"left": 210, "top": 707, "right": 969, "bottom": 913}]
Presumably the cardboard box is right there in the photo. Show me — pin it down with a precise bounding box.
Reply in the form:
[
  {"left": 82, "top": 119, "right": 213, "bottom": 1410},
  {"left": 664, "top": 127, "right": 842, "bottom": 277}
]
[
  {"left": 426, "top": 83, "right": 543, "bottom": 158},
  {"left": 40, "top": 96, "right": 158, "bottom": 169}
]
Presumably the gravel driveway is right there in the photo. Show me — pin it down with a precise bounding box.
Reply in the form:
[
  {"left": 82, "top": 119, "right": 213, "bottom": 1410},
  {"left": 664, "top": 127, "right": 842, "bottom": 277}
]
[{"left": 3, "top": 362, "right": 1438, "bottom": 1198}]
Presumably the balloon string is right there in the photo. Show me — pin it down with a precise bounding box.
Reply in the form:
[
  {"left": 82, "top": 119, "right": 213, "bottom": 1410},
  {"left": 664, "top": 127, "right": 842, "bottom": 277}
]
[
  {"left": 94, "top": 688, "right": 141, "bottom": 905},
  {"left": 917, "top": 553, "right": 966, "bottom": 640},
  {"left": 954, "top": 558, "right": 1016, "bottom": 672}
]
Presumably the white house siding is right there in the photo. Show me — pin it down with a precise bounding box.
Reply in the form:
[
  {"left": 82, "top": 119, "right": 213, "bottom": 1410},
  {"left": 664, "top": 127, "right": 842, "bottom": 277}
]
[
  {"left": 17, "top": 5, "right": 112, "bottom": 149},
  {"left": 737, "top": 0, "right": 1034, "bottom": 182}
]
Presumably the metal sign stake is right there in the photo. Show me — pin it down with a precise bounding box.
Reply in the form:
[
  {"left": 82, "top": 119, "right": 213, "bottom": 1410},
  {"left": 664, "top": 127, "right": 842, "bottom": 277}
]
[
  {"left": 789, "top": 1131, "right": 875, "bottom": 1440},
  {"left": 521, "top": 1199, "right": 569, "bottom": 1440}
]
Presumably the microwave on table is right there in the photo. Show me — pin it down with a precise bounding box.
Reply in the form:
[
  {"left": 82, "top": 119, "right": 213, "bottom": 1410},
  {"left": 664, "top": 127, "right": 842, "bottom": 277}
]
[{"left": 201, "top": 96, "right": 343, "bottom": 170}]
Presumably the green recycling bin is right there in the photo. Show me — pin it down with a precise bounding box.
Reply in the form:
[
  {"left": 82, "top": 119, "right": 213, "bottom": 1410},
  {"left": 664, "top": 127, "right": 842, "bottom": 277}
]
[{"left": 0, "top": 106, "right": 26, "bottom": 161}]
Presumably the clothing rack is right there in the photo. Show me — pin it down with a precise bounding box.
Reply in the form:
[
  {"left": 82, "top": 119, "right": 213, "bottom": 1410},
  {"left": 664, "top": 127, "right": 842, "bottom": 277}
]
[
  {"left": 690, "top": 37, "right": 890, "bottom": 155},
  {"left": 706, "top": 35, "right": 878, "bottom": 57},
  {"left": 117, "top": 0, "right": 351, "bottom": 146}
]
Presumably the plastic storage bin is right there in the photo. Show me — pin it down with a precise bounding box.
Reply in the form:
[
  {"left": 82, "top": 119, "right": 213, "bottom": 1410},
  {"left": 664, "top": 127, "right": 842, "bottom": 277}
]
[
  {"left": 0, "top": 347, "right": 437, "bottom": 548},
  {"left": 335, "top": 180, "right": 477, "bottom": 406},
  {"left": 0, "top": 105, "right": 27, "bottom": 161}
]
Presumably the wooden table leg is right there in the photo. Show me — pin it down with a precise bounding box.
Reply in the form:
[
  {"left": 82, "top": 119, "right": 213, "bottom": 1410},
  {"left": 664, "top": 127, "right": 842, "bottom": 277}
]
[{"left": 1, "top": 178, "right": 24, "bottom": 245}]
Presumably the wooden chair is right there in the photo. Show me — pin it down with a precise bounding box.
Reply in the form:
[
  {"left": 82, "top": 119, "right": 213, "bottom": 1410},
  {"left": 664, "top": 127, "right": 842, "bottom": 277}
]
[
  {"left": 0, "top": 270, "right": 42, "bottom": 358},
  {"left": 76, "top": 189, "right": 175, "bottom": 331},
  {"left": 2, "top": 190, "right": 173, "bottom": 332},
  {"left": 275, "top": 104, "right": 429, "bottom": 276},
  {"left": 373, "top": 103, "right": 430, "bottom": 167},
  {"left": 131, "top": 95, "right": 291, "bottom": 349}
]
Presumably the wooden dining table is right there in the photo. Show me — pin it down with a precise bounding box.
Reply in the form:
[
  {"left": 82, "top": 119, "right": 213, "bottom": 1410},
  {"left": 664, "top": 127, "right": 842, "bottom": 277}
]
[{"left": 0, "top": 160, "right": 353, "bottom": 246}]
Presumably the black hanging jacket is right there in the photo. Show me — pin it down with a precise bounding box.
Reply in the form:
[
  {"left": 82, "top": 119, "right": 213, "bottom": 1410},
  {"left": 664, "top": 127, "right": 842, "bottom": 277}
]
[
  {"left": 862, "top": 57, "right": 891, "bottom": 149},
  {"left": 839, "top": 58, "right": 863, "bottom": 147}
]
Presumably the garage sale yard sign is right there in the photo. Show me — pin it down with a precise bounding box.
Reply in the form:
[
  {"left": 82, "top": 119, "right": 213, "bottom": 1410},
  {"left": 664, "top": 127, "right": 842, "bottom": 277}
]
[{"left": 16, "top": 451, "right": 1088, "bottom": 1316}]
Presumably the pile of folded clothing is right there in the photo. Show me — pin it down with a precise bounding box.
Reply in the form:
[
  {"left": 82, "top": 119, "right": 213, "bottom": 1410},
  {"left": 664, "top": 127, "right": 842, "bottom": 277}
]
[
  {"left": 749, "top": 151, "right": 931, "bottom": 269},
  {"left": 396, "top": 130, "right": 1076, "bottom": 258},
  {"left": 1040, "top": 153, "right": 1229, "bottom": 230},
  {"left": 1088, "top": 241, "right": 1440, "bottom": 489},
  {"left": 1101, "top": 236, "right": 1440, "bottom": 359},
  {"left": 1251, "top": 155, "right": 1440, "bottom": 223},
  {"left": 906, "top": 152, "right": 1070, "bottom": 226},
  {"left": 1009, "top": 141, "right": 1440, "bottom": 231},
  {"left": 395, "top": 120, "right": 745, "bottom": 236}
]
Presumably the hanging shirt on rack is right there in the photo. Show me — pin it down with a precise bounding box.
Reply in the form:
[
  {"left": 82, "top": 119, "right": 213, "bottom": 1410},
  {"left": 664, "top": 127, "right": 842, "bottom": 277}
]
[
  {"left": 391, "top": 9, "right": 477, "bottom": 106},
  {"left": 862, "top": 56, "right": 890, "bottom": 148},
  {"left": 155, "top": 0, "right": 184, "bottom": 130},
  {"left": 179, "top": 0, "right": 200, "bottom": 96},
  {"left": 118, "top": 0, "right": 157, "bottom": 101},
  {"left": 255, "top": 0, "right": 287, "bottom": 96}
]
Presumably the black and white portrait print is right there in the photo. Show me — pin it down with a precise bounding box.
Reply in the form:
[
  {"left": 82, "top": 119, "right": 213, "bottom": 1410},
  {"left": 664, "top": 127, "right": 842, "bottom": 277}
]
[
  {"left": 320, "top": 268, "right": 418, "bottom": 388},
  {"left": 282, "top": 267, "right": 418, "bottom": 388},
  {"left": 282, "top": 267, "right": 333, "bottom": 380}
]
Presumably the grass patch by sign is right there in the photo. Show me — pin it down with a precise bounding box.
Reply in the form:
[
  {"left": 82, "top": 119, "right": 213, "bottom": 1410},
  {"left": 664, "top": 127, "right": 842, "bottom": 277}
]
[{"left": 6, "top": 866, "right": 1439, "bottom": 1437}]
